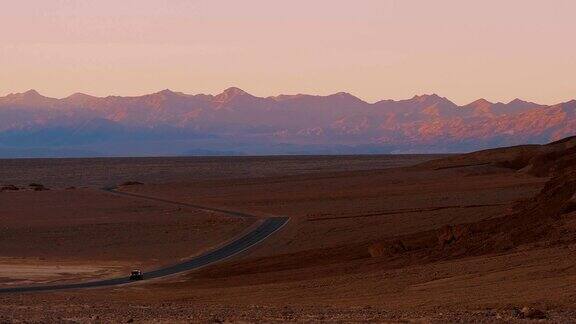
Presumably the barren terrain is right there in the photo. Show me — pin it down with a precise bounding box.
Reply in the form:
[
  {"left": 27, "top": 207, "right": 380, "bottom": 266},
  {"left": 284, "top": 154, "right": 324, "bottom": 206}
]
[
  {"left": 0, "top": 188, "right": 253, "bottom": 287},
  {"left": 2, "top": 146, "right": 576, "bottom": 322}
]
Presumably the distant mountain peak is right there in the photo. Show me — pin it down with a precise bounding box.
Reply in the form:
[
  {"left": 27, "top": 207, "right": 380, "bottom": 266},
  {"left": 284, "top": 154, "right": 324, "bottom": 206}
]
[
  {"left": 2, "top": 89, "right": 55, "bottom": 106},
  {"left": 465, "top": 98, "right": 494, "bottom": 107},
  {"left": 408, "top": 93, "right": 455, "bottom": 107},
  {"left": 412, "top": 93, "right": 443, "bottom": 101},
  {"left": 333, "top": 91, "right": 352, "bottom": 96},
  {"left": 24, "top": 89, "right": 41, "bottom": 96},
  {"left": 156, "top": 89, "right": 178, "bottom": 95},
  {"left": 63, "top": 93, "right": 98, "bottom": 106},
  {"left": 222, "top": 87, "right": 249, "bottom": 96},
  {"left": 332, "top": 91, "right": 355, "bottom": 97},
  {"left": 329, "top": 91, "right": 363, "bottom": 99},
  {"left": 473, "top": 98, "right": 493, "bottom": 105},
  {"left": 414, "top": 93, "right": 441, "bottom": 99},
  {"left": 150, "top": 89, "right": 187, "bottom": 98},
  {"left": 214, "top": 87, "right": 252, "bottom": 103},
  {"left": 145, "top": 89, "right": 190, "bottom": 102},
  {"left": 508, "top": 98, "right": 532, "bottom": 105},
  {"left": 505, "top": 98, "right": 544, "bottom": 111},
  {"left": 10, "top": 89, "right": 45, "bottom": 99},
  {"left": 67, "top": 92, "right": 95, "bottom": 99}
]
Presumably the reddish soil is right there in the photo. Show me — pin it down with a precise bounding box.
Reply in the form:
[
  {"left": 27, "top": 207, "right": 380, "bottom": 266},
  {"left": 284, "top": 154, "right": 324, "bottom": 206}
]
[
  {"left": 0, "top": 189, "right": 252, "bottom": 286},
  {"left": 2, "top": 140, "right": 576, "bottom": 322}
]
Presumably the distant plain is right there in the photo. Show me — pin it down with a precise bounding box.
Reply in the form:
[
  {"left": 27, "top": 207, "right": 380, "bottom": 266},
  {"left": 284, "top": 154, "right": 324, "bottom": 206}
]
[{"left": 0, "top": 154, "right": 443, "bottom": 188}]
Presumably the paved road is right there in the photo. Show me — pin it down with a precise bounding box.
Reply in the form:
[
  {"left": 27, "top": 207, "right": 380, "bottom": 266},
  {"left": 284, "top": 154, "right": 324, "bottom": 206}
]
[{"left": 0, "top": 189, "right": 289, "bottom": 294}]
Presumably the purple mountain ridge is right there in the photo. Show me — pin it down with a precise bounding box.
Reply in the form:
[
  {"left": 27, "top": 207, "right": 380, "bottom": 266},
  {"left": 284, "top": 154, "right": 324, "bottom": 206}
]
[{"left": 0, "top": 88, "right": 574, "bottom": 157}]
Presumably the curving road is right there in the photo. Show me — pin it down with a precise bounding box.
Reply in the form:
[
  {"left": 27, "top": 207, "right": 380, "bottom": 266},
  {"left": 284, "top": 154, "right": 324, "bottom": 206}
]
[{"left": 0, "top": 188, "right": 289, "bottom": 294}]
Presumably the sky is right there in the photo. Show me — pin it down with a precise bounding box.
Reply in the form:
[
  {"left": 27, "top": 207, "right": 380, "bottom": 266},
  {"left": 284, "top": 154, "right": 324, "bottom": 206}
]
[{"left": 1, "top": 0, "right": 575, "bottom": 105}]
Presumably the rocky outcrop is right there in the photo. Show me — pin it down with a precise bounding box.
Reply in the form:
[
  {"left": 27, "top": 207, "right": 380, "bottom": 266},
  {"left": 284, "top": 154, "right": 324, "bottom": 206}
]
[
  {"left": 368, "top": 240, "right": 407, "bottom": 258},
  {"left": 373, "top": 136, "right": 576, "bottom": 260},
  {"left": 437, "top": 224, "right": 470, "bottom": 248},
  {"left": 438, "top": 139, "right": 576, "bottom": 255},
  {"left": 418, "top": 136, "right": 576, "bottom": 176}
]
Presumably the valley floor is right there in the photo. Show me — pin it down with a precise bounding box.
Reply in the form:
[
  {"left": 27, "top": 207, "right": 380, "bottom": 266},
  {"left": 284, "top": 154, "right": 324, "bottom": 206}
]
[{"left": 1, "top": 154, "right": 575, "bottom": 322}]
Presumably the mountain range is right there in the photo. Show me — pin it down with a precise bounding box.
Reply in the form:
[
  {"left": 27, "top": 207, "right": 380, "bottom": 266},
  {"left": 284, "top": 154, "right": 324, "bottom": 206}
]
[{"left": 0, "top": 88, "right": 574, "bottom": 157}]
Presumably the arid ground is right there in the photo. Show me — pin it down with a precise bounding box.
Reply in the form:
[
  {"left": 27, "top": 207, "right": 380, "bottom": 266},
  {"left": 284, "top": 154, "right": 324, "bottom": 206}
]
[{"left": 2, "top": 148, "right": 576, "bottom": 322}]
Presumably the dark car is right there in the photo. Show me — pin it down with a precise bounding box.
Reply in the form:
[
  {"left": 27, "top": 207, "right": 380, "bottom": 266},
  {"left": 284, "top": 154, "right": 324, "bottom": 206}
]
[{"left": 129, "top": 270, "right": 144, "bottom": 281}]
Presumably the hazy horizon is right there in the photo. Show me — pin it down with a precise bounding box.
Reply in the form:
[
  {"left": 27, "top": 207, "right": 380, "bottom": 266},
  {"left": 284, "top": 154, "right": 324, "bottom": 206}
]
[{"left": 2, "top": 0, "right": 576, "bottom": 105}]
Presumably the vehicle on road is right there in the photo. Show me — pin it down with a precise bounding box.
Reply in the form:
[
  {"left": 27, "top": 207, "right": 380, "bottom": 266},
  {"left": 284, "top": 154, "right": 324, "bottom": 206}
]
[{"left": 129, "top": 270, "right": 144, "bottom": 281}]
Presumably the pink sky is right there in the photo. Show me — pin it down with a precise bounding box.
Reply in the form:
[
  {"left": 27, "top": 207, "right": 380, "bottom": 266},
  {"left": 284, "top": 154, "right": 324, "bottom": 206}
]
[{"left": 1, "top": 0, "right": 575, "bottom": 105}]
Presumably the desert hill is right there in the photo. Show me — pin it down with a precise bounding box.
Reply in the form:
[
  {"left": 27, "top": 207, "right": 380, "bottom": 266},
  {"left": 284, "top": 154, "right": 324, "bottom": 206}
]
[
  {"left": 418, "top": 135, "right": 576, "bottom": 175},
  {"left": 377, "top": 136, "right": 576, "bottom": 263}
]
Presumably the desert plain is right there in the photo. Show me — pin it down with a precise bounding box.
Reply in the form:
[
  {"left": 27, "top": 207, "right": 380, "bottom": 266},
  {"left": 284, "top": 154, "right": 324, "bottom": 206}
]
[{"left": 1, "top": 144, "right": 576, "bottom": 322}]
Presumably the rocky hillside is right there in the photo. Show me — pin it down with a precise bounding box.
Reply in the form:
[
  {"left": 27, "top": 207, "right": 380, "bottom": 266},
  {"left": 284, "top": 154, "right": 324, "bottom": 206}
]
[{"left": 372, "top": 136, "right": 576, "bottom": 262}]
